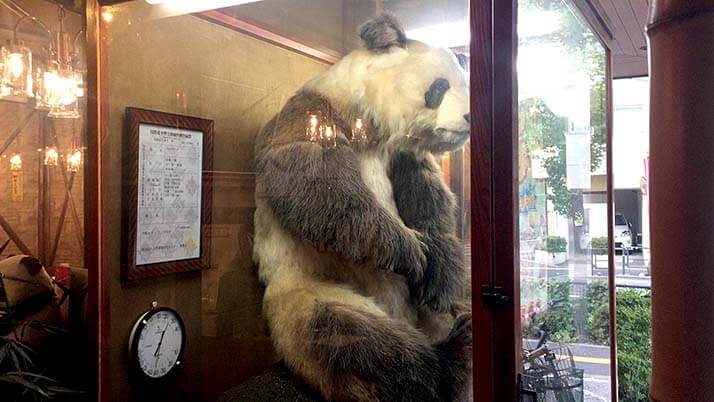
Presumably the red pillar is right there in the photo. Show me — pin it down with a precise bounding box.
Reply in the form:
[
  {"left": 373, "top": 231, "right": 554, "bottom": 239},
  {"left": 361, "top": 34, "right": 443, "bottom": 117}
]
[{"left": 647, "top": 1, "right": 714, "bottom": 400}]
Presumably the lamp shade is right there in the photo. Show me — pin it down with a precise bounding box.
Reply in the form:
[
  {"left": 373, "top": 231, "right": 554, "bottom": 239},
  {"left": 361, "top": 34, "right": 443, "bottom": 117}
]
[{"left": 1, "top": 41, "right": 33, "bottom": 100}]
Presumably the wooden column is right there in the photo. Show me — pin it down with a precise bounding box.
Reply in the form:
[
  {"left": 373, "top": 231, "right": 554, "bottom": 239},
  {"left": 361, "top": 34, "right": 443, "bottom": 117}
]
[{"left": 647, "top": 2, "right": 714, "bottom": 400}]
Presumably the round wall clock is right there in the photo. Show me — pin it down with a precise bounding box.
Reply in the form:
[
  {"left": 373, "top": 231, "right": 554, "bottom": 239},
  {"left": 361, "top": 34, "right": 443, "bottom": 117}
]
[{"left": 128, "top": 302, "right": 186, "bottom": 379}]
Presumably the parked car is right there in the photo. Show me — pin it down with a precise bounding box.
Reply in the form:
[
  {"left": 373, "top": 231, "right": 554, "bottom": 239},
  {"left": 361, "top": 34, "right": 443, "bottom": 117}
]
[
  {"left": 578, "top": 213, "right": 635, "bottom": 251},
  {"left": 614, "top": 213, "right": 634, "bottom": 249}
]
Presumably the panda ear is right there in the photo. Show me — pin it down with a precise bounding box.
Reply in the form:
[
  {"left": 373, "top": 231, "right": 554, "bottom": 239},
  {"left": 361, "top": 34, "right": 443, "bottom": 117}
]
[
  {"left": 456, "top": 53, "right": 469, "bottom": 70},
  {"left": 19, "top": 256, "right": 42, "bottom": 276},
  {"left": 359, "top": 13, "right": 407, "bottom": 53}
]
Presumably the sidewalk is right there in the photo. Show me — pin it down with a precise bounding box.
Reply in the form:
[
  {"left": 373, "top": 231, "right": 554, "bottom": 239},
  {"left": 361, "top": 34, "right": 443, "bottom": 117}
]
[{"left": 521, "top": 252, "right": 651, "bottom": 288}]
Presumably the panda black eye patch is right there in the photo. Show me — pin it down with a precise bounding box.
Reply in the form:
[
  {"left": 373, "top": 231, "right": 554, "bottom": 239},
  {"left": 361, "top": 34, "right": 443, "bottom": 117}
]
[{"left": 425, "top": 78, "right": 450, "bottom": 109}]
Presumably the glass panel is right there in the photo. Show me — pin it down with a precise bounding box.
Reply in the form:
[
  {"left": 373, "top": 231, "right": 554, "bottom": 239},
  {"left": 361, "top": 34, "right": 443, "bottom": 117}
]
[
  {"left": 613, "top": 76, "right": 651, "bottom": 401},
  {"left": 0, "top": 0, "right": 89, "bottom": 399},
  {"left": 517, "top": 1, "right": 611, "bottom": 401},
  {"left": 103, "top": 1, "right": 471, "bottom": 400}
]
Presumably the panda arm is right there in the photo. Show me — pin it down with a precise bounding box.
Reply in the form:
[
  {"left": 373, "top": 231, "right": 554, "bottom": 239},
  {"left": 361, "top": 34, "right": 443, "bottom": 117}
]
[
  {"left": 389, "top": 152, "right": 466, "bottom": 312},
  {"left": 256, "top": 96, "right": 425, "bottom": 281}
]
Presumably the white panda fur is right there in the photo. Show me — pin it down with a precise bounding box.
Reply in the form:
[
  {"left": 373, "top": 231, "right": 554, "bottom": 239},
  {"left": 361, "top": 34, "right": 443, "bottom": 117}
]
[{"left": 253, "top": 14, "right": 472, "bottom": 402}]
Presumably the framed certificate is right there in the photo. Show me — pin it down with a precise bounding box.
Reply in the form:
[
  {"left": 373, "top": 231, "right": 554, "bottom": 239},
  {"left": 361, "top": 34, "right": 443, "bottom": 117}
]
[{"left": 122, "top": 107, "right": 213, "bottom": 281}]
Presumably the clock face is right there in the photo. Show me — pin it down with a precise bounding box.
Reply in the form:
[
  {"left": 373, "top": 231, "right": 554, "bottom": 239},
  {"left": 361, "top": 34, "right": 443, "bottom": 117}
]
[{"left": 132, "top": 308, "right": 185, "bottom": 379}]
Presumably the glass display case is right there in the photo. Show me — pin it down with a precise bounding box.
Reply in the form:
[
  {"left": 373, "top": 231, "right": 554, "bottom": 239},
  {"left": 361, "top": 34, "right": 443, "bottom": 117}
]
[{"left": 99, "top": 1, "right": 474, "bottom": 401}]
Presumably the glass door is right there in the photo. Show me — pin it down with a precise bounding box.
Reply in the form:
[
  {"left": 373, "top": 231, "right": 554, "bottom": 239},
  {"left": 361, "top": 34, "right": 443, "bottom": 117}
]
[{"left": 516, "top": 1, "right": 613, "bottom": 401}]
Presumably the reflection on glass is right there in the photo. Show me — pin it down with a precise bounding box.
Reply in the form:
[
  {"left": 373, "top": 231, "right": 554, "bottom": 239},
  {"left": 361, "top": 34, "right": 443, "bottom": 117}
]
[
  {"left": 0, "top": 2, "right": 88, "bottom": 401},
  {"left": 104, "top": 1, "right": 471, "bottom": 400},
  {"left": 517, "top": 1, "right": 610, "bottom": 401}
]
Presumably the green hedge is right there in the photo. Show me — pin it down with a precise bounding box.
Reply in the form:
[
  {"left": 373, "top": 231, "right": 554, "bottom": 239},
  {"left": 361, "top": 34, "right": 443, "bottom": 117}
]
[
  {"left": 545, "top": 236, "right": 567, "bottom": 253},
  {"left": 591, "top": 236, "right": 608, "bottom": 255},
  {"left": 523, "top": 278, "right": 576, "bottom": 343},
  {"left": 522, "top": 279, "right": 652, "bottom": 400},
  {"left": 617, "top": 289, "right": 652, "bottom": 402},
  {"left": 586, "top": 280, "right": 610, "bottom": 345}
]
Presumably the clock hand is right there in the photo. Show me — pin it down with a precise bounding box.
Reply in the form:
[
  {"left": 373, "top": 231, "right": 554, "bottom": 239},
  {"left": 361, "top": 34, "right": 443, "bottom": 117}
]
[{"left": 154, "top": 323, "right": 171, "bottom": 357}]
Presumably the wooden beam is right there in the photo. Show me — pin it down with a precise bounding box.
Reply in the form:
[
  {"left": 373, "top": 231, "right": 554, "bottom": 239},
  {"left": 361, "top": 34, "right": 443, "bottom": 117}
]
[
  {"left": 48, "top": 171, "right": 77, "bottom": 267},
  {"left": 0, "top": 110, "right": 36, "bottom": 155},
  {"left": 198, "top": 10, "right": 342, "bottom": 65},
  {"left": 0, "top": 213, "right": 31, "bottom": 255}
]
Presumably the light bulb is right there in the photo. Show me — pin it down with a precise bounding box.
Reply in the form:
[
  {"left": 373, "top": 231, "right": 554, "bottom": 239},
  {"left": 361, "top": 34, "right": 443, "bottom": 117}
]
[
  {"left": 40, "top": 66, "right": 80, "bottom": 118},
  {"left": 322, "top": 124, "right": 337, "bottom": 148},
  {"left": 49, "top": 73, "right": 77, "bottom": 105},
  {"left": 44, "top": 146, "right": 59, "bottom": 166},
  {"left": 7, "top": 53, "right": 24, "bottom": 78},
  {"left": 47, "top": 75, "right": 80, "bottom": 118},
  {"left": 66, "top": 149, "right": 81, "bottom": 172},
  {"left": 2, "top": 44, "right": 33, "bottom": 99},
  {"left": 101, "top": 8, "right": 114, "bottom": 23},
  {"left": 351, "top": 117, "right": 367, "bottom": 144},
  {"left": 305, "top": 113, "right": 321, "bottom": 143},
  {"left": 9, "top": 153, "right": 22, "bottom": 171}
]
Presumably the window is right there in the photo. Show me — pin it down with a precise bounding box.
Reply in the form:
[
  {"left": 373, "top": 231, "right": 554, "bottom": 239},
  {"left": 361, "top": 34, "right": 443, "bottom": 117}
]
[{"left": 517, "top": 1, "right": 612, "bottom": 400}]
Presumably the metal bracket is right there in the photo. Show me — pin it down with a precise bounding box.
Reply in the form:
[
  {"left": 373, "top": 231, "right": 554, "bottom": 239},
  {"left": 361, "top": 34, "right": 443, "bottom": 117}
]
[{"left": 481, "top": 285, "right": 511, "bottom": 309}]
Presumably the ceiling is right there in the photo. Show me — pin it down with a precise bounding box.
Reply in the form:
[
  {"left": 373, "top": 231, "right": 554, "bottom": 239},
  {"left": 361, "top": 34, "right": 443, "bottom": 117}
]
[{"left": 592, "top": 0, "right": 650, "bottom": 78}]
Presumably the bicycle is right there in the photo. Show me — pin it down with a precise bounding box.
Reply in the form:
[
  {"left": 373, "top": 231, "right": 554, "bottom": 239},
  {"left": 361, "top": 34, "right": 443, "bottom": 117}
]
[{"left": 521, "top": 324, "right": 584, "bottom": 402}]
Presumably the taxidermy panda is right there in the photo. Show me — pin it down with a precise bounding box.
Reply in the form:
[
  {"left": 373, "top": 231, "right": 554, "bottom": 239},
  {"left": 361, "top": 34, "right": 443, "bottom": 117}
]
[{"left": 253, "top": 13, "right": 472, "bottom": 402}]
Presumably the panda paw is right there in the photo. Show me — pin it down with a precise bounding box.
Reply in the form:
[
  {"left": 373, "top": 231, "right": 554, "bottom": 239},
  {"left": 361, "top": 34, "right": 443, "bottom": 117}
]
[
  {"left": 411, "top": 233, "right": 466, "bottom": 313},
  {"left": 378, "top": 227, "right": 426, "bottom": 283},
  {"left": 418, "top": 283, "right": 453, "bottom": 313},
  {"left": 435, "top": 313, "right": 473, "bottom": 401},
  {"left": 394, "top": 228, "right": 428, "bottom": 282}
]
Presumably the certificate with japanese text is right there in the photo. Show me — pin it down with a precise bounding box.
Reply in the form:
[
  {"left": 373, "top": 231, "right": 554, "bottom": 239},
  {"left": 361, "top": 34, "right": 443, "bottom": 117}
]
[
  {"left": 135, "top": 124, "right": 203, "bottom": 265},
  {"left": 124, "top": 107, "right": 212, "bottom": 281}
]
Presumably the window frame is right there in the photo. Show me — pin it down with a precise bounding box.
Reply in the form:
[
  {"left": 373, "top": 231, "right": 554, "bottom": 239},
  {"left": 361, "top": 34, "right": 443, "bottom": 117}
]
[{"left": 469, "top": 1, "right": 617, "bottom": 400}]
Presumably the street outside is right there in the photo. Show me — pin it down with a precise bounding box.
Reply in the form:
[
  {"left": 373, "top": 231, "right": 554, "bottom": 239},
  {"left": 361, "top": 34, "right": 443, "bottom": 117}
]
[{"left": 521, "top": 249, "right": 650, "bottom": 401}]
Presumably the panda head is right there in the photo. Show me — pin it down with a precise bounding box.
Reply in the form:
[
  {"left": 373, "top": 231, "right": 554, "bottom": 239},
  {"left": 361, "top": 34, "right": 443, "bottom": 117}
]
[{"left": 305, "top": 14, "right": 470, "bottom": 154}]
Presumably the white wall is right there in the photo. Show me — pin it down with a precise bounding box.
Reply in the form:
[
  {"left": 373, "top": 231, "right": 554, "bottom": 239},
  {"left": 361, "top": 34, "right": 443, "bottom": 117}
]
[
  {"left": 613, "top": 77, "right": 649, "bottom": 189},
  {"left": 613, "top": 77, "right": 650, "bottom": 249}
]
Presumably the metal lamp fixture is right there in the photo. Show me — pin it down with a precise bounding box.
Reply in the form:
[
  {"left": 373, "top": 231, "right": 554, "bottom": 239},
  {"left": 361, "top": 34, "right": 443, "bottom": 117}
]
[
  {"left": 0, "top": 14, "right": 41, "bottom": 100},
  {"left": 305, "top": 108, "right": 370, "bottom": 148},
  {"left": 0, "top": 4, "right": 85, "bottom": 119},
  {"left": 43, "top": 145, "right": 59, "bottom": 166},
  {"left": 44, "top": 7, "right": 82, "bottom": 119},
  {"left": 65, "top": 147, "right": 81, "bottom": 172},
  {"left": 9, "top": 152, "right": 22, "bottom": 171}
]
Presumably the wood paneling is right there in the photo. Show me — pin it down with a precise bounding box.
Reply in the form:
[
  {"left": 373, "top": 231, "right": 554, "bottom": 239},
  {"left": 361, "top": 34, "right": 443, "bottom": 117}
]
[
  {"left": 491, "top": 0, "right": 519, "bottom": 399},
  {"left": 469, "top": 0, "right": 494, "bottom": 397}
]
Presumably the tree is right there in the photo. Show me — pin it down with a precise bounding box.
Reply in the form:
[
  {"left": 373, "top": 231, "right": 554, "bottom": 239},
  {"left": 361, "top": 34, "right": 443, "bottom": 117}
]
[
  {"left": 519, "top": 98, "right": 576, "bottom": 218},
  {"left": 518, "top": 0, "right": 607, "bottom": 218}
]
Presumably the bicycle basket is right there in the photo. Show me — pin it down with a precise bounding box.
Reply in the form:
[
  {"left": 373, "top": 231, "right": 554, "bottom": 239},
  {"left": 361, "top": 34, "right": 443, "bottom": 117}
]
[{"left": 522, "top": 345, "right": 584, "bottom": 402}]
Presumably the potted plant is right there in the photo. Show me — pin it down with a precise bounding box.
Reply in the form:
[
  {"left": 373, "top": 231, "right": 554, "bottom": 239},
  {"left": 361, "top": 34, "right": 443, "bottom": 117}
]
[{"left": 535, "top": 236, "right": 568, "bottom": 265}]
